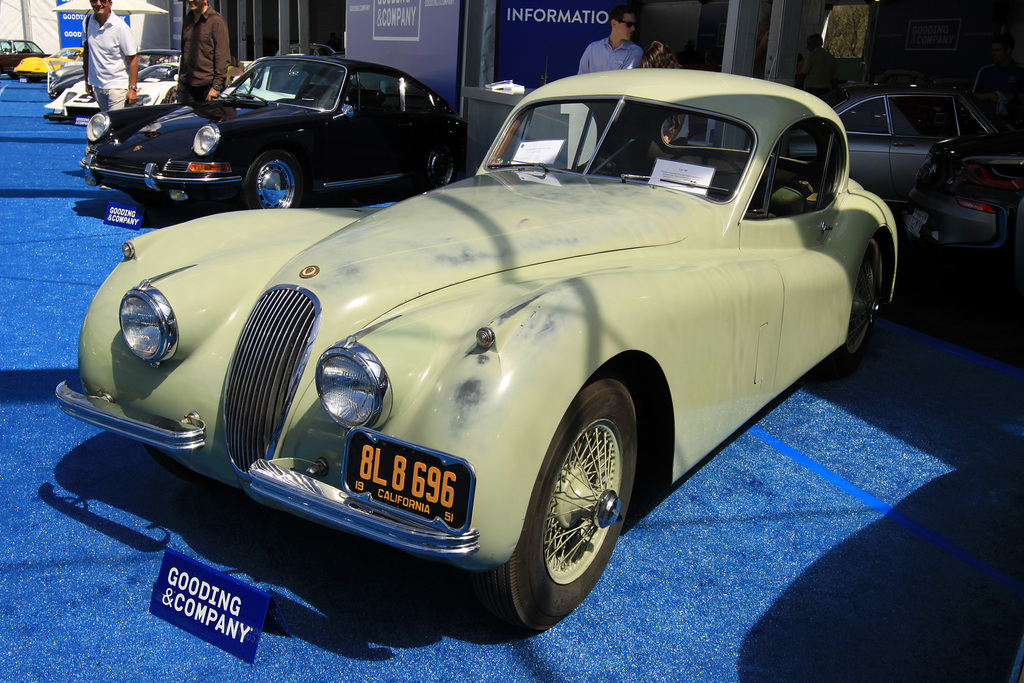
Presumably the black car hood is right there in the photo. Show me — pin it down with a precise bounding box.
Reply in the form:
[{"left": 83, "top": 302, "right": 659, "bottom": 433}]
[{"left": 110, "top": 100, "right": 318, "bottom": 153}]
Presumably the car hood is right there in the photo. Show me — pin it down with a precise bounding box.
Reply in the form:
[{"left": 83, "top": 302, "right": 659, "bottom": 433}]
[
  {"left": 267, "top": 171, "right": 702, "bottom": 325},
  {"left": 113, "top": 100, "right": 316, "bottom": 152}
]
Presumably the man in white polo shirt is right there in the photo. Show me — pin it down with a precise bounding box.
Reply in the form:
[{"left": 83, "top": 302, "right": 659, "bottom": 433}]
[{"left": 82, "top": 0, "right": 138, "bottom": 112}]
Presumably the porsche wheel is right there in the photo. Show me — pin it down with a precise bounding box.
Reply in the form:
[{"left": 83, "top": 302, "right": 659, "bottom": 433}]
[
  {"left": 160, "top": 87, "right": 177, "bottom": 104},
  {"left": 819, "top": 241, "right": 880, "bottom": 378},
  {"left": 415, "top": 145, "right": 454, "bottom": 191},
  {"left": 473, "top": 377, "right": 637, "bottom": 630},
  {"left": 242, "top": 149, "right": 305, "bottom": 209}
]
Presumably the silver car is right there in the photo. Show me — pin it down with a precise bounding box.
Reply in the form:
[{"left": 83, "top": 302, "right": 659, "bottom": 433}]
[{"left": 826, "top": 83, "right": 1008, "bottom": 203}]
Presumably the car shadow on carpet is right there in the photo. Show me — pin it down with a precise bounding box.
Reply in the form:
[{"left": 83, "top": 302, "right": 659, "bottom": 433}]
[{"left": 41, "top": 428, "right": 528, "bottom": 656}]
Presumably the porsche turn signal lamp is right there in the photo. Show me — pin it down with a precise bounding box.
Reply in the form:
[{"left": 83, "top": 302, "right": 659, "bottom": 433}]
[{"left": 186, "top": 161, "right": 232, "bottom": 173}]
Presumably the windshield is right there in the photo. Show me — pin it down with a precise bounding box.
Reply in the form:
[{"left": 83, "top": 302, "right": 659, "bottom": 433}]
[
  {"left": 488, "top": 98, "right": 755, "bottom": 201},
  {"left": 228, "top": 59, "right": 346, "bottom": 110}
]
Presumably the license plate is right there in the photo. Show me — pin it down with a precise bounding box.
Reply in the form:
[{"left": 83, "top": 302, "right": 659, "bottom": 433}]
[
  {"left": 343, "top": 429, "right": 474, "bottom": 533},
  {"left": 905, "top": 208, "right": 928, "bottom": 237}
]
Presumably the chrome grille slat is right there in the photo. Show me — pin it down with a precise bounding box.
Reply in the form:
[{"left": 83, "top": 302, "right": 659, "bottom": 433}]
[{"left": 224, "top": 286, "right": 319, "bottom": 472}]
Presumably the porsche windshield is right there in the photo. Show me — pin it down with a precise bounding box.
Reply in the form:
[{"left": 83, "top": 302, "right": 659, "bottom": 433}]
[
  {"left": 488, "top": 99, "right": 754, "bottom": 200},
  {"left": 229, "top": 59, "right": 346, "bottom": 110}
]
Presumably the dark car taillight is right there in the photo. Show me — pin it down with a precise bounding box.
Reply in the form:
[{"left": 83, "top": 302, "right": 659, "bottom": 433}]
[{"left": 964, "top": 162, "right": 1024, "bottom": 191}]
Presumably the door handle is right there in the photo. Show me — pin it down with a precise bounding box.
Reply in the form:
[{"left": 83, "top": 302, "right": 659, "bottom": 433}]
[{"left": 892, "top": 142, "right": 915, "bottom": 147}]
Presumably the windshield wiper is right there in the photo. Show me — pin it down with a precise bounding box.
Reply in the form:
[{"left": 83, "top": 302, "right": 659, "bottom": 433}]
[
  {"left": 226, "top": 92, "right": 268, "bottom": 105},
  {"left": 488, "top": 161, "right": 552, "bottom": 172}
]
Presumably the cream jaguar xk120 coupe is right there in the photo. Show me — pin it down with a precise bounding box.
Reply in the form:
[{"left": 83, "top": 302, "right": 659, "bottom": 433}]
[{"left": 57, "top": 69, "right": 897, "bottom": 629}]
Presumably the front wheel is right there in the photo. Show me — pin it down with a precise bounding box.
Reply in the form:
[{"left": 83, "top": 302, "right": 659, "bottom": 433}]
[
  {"left": 818, "top": 241, "right": 880, "bottom": 378},
  {"left": 241, "top": 149, "right": 305, "bottom": 209},
  {"left": 473, "top": 377, "right": 637, "bottom": 630}
]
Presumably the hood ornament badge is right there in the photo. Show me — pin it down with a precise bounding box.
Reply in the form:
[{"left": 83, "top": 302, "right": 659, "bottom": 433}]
[{"left": 299, "top": 265, "right": 320, "bottom": 279}]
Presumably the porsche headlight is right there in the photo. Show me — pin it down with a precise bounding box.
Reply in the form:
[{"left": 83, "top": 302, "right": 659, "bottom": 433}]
[
  {"left": 86, "top": 113, "right": 110, "bottom": 142},
  {"left": 316, "top": 341, "right": 392, "bottom": 428},
  {"left": 119, "top": 282, "right": 178, "bottom": 362},
  {"left": 193, "top": 124, "right": 221, "bottom": 156}
]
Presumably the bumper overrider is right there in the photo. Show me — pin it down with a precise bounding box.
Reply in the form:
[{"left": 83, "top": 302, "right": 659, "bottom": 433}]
[
  {"left": 55, "top": 381, "right": 480, "bottom": 559},
  {"left": 81, "top": 150, "right": 243, "bottom": 202}
]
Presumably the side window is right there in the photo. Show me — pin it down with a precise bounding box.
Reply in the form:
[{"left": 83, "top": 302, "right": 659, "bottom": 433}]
[
  {"left": 404, "top": 80, "right": 440, "bottom": 112},
  {"left": 839, "top": 96, "right": 889, "bottom": 134},
  {"left": 955, "top": 98, "right": 988, "bottom": 136},
  {"left": 357, "top": 72, "right": 402, "bottom": 113},
  {"left": 889, "top": 95, "right": 958, "bottom": 137},
  {"left": 746, "top": 119, "right": 844, "bottom": 219}
]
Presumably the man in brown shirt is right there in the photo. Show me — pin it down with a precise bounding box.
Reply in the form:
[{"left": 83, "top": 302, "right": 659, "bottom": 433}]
[{"left": 178, "top": 0, "right": 230, "bottom": 105}]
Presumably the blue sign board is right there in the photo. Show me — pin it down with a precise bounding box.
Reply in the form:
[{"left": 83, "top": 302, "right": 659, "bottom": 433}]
[
  {"left": 346, "top": 0, "right": 463, "bottom": 108},
  {"left": 497, "top": 1, "right": 611, "bottom": 88},
  {"left": 149, "top": 548, "right": 290, "bottom": 663},
  {"left": 104, "top": 202, "right": 144, "bottom": 229}
]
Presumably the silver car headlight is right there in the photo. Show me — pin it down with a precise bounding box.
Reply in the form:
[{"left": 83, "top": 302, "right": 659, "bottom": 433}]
[
  {"left": 316, "top": 341, "right": 392, "bottom": 428},
  {"left": 119, "top": 282, "right": 178, "bottom": 363},
  {"left": 193, "top": 124, "right": 221, "bottom": 156},
  {"left": 86, "top": 113, "right": 110, "bottom": 142}
]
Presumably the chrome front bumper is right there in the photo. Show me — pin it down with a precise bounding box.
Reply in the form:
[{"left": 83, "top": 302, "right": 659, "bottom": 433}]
[
  {"left": 56, "top": 380, "right": 480, "bottom": 559},
  {"left": 246, "top": 459, "right": 480, "bottom": 558},
  {"left": 56, "top": 381, "right": 205, "bottom": 453}
]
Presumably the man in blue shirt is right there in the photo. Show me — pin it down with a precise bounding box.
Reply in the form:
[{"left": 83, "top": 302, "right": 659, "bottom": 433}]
[
  {"left": 578, "top": 5, "right": 642, "bottom": 74},
  {"left": 973, "top": 33, "right": 1024, "bottom": 119}
]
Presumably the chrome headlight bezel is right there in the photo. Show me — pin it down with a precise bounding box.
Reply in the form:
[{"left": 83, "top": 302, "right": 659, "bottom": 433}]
[
  {"left": 119, "top": 282, "right": 178, "bottom": 363},
  {"left": 193, "top": 124, "right": 221, "bottom": 156},
  {"left": 316, "top": 341, "right": 393, "bottom": 429},
  {"left": 86, "top": 112, "right": 110, "bottom": 142}
]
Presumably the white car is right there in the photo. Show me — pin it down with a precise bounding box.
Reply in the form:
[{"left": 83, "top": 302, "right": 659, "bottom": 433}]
[{"left": 45, "top": 62, "right": 178, "bottom": 122}]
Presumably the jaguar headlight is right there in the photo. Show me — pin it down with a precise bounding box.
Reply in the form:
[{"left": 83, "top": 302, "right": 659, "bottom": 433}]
[
  {"left": 86, "top": 113, "right": 110, "bottom": 142},
  {"left": 119, "top": 282, "right": 178, "bottom": 363},
  {"left": 316, "top": 341, "right": 392, "bottom": 428},
  {"left": 193, "top": 124, "right": 221, "bottom": 156}
]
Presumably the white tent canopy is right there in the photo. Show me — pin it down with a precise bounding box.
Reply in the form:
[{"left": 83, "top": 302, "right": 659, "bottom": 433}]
[
  {"left": 0, "top": 0, "right": 59, "bottom": 53},
  {"left": 51, "top": 0, "right": 166, "bottom": 14},
  {"left": 1, "top": 0, "right": 172, "bottom": 54}
]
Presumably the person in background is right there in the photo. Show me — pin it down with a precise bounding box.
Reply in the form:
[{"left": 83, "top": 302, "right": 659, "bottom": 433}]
[
  {"left": 326, "top": 32, "right": 343, "bottom": 52},
  {"left": 795, "top": 34, "right": 837, "bottom": 97},
  {"left": 578, "top": 5, "right": 643, "bottom": 74},
  {"left": 973, "top": 33, "right": 1024, "bottom": 119},
  {"left": 676, "top": 40, "right": 701, "bottom": 66},
  {"left": 178, "top": 0, "right": 230, "bottom": 105},
  {"left": 642, "top": 41, "right": 681, "bottom": 69},
  {"left": 82, "top": 0, "right": 137, "bottom": 112}
]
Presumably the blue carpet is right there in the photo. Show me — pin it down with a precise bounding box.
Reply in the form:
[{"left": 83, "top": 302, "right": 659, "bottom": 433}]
[{"left": 2, "top": 77, "right": 1023, "bottom": 682}]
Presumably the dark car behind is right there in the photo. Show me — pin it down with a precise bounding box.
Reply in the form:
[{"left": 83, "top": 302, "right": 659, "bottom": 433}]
[{"left": 905, "top": 129, "right": 1024, "bottom": 293}]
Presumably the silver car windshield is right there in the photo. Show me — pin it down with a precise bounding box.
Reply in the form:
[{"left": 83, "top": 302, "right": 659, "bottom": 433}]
[
  {"left": 488, "top": 98, "right": 754, "bottom": 201},
  {"left": 229, "top": 59, "right": 347, "bottom": 111}
]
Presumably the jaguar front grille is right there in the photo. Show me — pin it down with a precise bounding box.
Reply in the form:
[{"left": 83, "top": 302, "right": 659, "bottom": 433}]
[{"left": 224, "top": 286, "right": 320, "bottom": 472}]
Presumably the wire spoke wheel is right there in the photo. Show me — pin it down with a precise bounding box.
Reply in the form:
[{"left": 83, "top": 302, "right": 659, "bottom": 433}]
[
  {"left": 846, "top": 252, "right": 879, "bottom": 353},
  {"left": 544, "top": 419, "right": 621, "bottom": 584},
  {"left": 472, "top": 376, "right": 636, "bottom": 630}
]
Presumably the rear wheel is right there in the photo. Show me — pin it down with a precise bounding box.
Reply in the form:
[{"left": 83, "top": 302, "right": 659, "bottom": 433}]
[
  {"left": 415, "top": 144, "right": 454, "bottom": 191},
  {"left": 819, "top": 241, "right": 880, "bottom": 378},
  {"left": 241, "top": 149, "right": 305, "bottom": 209},
  {"left": 473, "top": 377, "right": 637, "bottom": 630}
]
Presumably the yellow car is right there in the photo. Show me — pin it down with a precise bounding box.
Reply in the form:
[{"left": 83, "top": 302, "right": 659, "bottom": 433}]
[{"left": 14, "top": 47, "right": 82, "bottom": 81}]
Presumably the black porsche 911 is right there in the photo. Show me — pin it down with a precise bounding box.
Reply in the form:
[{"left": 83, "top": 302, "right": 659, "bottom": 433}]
[{"left": 81, "top": 55, "right": 467, "bottom": 209}]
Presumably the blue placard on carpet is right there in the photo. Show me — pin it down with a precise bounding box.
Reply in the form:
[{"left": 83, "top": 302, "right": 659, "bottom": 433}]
[
  {"left": 149, "top": 548, "right": 289, "bottom": 663},
  {"left": 104, "top": 202, "right": 143, "bottom": 229}
]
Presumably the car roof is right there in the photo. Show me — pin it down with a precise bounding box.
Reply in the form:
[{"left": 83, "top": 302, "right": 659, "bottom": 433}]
[{"left": 517, "top": 69, "right": 842, "bottom": 138}]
